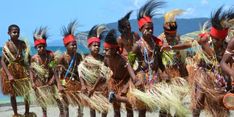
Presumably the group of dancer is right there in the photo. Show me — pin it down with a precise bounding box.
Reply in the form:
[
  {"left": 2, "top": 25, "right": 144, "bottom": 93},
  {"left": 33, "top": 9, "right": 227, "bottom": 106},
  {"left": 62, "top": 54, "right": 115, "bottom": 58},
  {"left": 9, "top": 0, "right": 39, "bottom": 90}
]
[{"left": 1, "top": 0, "right": 234, "bottom": 117}]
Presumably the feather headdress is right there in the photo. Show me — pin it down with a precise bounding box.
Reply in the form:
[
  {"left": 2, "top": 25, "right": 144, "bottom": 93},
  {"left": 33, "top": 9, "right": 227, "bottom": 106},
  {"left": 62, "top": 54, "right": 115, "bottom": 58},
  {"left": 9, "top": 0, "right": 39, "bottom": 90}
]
[
  {"left": 103, "top": 29, "right": 119, "bottom": 49},
  {"left": 61, "top": 20, "right": 78, "bottom": 46},
  {"left": 33, "top": 27, "right": 48, "bottom": 47},
  {"left": 210, "top": 6, "right": 234, "bottom": 40},
  {"left": 137, "top": 0, "right": 165, "bottom": 29},
  {"left": 163, "top": 9, "right": 185, "bottom": 35},
  {"left": 87, "top": 24, "right": 107, "bottom": 46},
  {"left": 118, "top": 11, "right": 132, "bottom": 33}
]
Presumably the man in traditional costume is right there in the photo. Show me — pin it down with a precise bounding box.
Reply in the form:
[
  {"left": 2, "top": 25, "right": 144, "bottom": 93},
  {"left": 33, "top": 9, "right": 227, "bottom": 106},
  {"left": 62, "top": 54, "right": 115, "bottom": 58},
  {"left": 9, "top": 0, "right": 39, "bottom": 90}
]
[
  {"left": 1, "top": 24, "right": 34, "bottom": 117},
  {"left": 30, "top": 27, "right": 64, "bottom": 117},
  {"left": 104, "top": 29, "right": 140, "bottom": 117},
  {"left": 127, "top": 1, "right": 174, "bottom": 116},
  {"left": 162, "top": 6, "right": 234, "bottom": 117},
  {"left": 159, "top": 9, "right": 188, "bottom": 78},
  {"left": 78, "top": 25, "right": 111, "bottom": 117},
  {"left": 117, "top": 11, "right": 140, "bottom": 60},
  {"left": 56, "top": 21, "right": 83, "bottom": 117}
]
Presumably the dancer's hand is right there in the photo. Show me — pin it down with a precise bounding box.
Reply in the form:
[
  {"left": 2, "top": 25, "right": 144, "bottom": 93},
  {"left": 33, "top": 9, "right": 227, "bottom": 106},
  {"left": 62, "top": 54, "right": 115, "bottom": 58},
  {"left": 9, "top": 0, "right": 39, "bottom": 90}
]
[
  {"left": 161, "top": 72, "right": 170, "bottom": 82},
  {"left": 47, "top": 81, "right": 53, "bottom": 86},
  {"left": 58, "top": 86, "right": 65, "bottom": 93},
  {"left": 8, "top": 75, "right": 15, "bottom": 84},
  {"left": 135, "top": 79, "right": 143, "bottom": 88},
  {"left": 160, "top": 45, "right": 172, "bottom": 52},
  {"left": 81, "top": 86, "right": 87, "bottom": 94},
  {"left": 88, "top": 88, "right": 95, "bottom": 97},
  {"left": 32, "top": 83, "right": 37, "bottom": 90}
]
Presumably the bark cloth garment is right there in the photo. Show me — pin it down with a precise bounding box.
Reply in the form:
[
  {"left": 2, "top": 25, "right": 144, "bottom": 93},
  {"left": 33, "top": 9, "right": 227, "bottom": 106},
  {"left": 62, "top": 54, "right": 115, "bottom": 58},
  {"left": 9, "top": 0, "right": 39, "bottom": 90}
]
[
  {"left": 1, "top": 40, "right": 31, "bottom": 96},
  {"left": 31, "top": 50, "right": 59, "bottom": 107},
  {"left": 78, "top": 56, "right": 112, "bottom": 113}
]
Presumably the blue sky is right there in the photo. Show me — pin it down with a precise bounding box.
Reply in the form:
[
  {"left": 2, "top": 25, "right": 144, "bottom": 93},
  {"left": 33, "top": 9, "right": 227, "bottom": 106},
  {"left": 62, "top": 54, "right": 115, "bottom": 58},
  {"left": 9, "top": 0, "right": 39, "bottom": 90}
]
[{"left": 0, "top": 0, "right": 233, "bottom": 46}]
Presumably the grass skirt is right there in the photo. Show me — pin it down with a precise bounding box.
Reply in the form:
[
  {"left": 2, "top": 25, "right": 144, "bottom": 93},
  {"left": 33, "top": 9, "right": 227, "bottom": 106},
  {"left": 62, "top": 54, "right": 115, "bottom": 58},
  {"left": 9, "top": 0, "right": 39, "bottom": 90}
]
[
  {"left": 127, "top": 75, "right": 190, "bottom": 116},
  {"left": 189, "top": 65, "right": 228, "bottom": 117},
  {"left": 31, "top": 85, "right": 59, "bottom": 108},
  {"left": 1, "top": 63, "right": 31, "bottom": 96}
]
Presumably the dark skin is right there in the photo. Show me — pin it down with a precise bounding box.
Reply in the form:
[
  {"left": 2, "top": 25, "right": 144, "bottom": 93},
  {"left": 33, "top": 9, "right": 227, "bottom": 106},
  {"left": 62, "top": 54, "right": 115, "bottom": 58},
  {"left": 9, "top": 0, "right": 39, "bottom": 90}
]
[
  {"left": 132, "top": 23, "right": 168, "bottom": 80},
  {"left": 117, "top": 20, "right": 140, "bottom": 59},
  {"left": 220, "top": 37, "right": 234, "bottom": 86},
  {"left": 56, "top": 41, "right": 82, "bottom": 92},
  {"left": 1, "top": 26, "right": 30, "bottom": 116},
  {"left": 56, "top": 40, "right": 83, "bottom": 117},
  {"left": 164, "top": 33, "right": 180, "bottom": 45},
  {"left": 30, "top": 44, "right": 64, "bottom": 117},
  {"left": 80, "top": 42, "right": 105, "bottom": 96},
  {"left": 30, "top": 44, "right": 53, "bottom": 88},
  {"left": 131, "top": 23, "right": 169, "bottom": 117},
  {"left": 79, "top": 42, "right": 107, "bottom": 117},
  {"left": 160, "top": 32, "right": 188, "bottom": 77},
  {"left": 161, "top": 33, "right": 221, "bottom": 60},
  {"left": 162, "top": 33, "right": 228, "bottom": 117},
  {"left": 104, "top": 47, "right": 138, "bottom": 117}
]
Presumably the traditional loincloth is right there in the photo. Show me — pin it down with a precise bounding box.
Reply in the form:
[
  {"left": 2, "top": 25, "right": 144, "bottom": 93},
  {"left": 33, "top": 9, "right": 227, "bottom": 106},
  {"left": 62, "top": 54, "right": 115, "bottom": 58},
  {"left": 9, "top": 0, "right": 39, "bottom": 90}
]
[{"left": 1, "top": 63, "right": 31, "bottom": 96}]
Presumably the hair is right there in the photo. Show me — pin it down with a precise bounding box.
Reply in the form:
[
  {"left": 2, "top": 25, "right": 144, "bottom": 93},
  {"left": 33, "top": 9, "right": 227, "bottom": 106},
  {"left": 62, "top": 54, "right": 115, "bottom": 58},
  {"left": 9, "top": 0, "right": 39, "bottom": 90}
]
[
  {"left": 211, "top": 6, "right": 234, "bottom": 29},
  {"left": 61, "top": 20, "right": 78, "bottom": 37},
  {"left": 33, "top": 27, "right": 48, "bottom": 41},
  {"left": 88, "top": 24, "right": 107, "bottom": 39},
  {"left": 164, "top": 22, "right": 177, "bottom": 31},
  {"left": 137, "top": 0, "right": 165, "bottom": 20},
  {"left": 118, "top": 11, "right": 132, "bottom": 33},
  {"left": 105, "top": 29, "right": 118, "bottom": 45},
  {"left": 8, "top": 24, "right": 20, "bottom": 32}
]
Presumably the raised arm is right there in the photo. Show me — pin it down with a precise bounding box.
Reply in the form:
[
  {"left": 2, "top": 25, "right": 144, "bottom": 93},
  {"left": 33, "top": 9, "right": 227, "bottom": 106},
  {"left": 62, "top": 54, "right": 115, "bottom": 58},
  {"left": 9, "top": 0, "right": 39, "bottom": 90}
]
[
  {"left": 220, "top": 38, "right": 234, "bottom": 78},
  {"left": 1, "top": 47, "right": 13, "bottom": 81}
]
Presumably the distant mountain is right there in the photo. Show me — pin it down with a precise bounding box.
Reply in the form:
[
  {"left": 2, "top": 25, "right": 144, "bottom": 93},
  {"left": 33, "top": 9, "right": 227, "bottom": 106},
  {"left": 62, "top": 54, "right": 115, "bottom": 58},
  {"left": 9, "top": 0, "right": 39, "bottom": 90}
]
[
  {"left": 107, "top": 17, "right": 209, "bottom": 36},
  {"left": 49, "top": 17, "right": 209, "bottom": 46}
]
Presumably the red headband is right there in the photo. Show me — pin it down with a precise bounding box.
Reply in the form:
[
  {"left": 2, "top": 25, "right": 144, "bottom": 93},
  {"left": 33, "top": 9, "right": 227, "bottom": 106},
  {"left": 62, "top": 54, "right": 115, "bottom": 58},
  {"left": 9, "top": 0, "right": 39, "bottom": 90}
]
[
  {"left": 138, "top": 16, "right": 152, "bottom": 29},
  {"left": 34, "top": 39, "right": 46, "bottom": 46},
  {"left": 164, "top": 30, "right": 176, "bottom": 36},
  {"left": 103, "top": 42, "right": 119, "bottom": 49},
  {"left": 210, "top": 26, "right": 228, "bottom": 40},
  {"left": 63, "top": 34, "right": 76, "bottom": 45},
  {"left": 198, "top": 33, "right": 209, "bottom": 39},
  {"left": 88, "top": 37, "right": 100, "bottom": 46}
]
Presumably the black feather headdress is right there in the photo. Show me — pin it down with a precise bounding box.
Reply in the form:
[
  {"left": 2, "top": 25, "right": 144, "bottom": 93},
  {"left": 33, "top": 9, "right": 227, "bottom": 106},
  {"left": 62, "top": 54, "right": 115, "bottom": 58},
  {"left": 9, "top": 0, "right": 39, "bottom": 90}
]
[
  {"left": 118, "top": 11, "right": 132, "bottom": 33},
  {"left": 104, "top": 29, "right": 119, "bottom": 49},
  {"left": 137, "top": 0, "right": 165, "bottom": 29},
  {"left": 33, "top": 27, "right": 48, "bottom": 47},
  {"left": 61, "top": 20, "right": 78, "bottom": 46},
  {"left": 210, "top": 6, "right": 234, "bottom": 39},
  {"left": 87, "top": 24, "right": 107, "bottom": 46}
]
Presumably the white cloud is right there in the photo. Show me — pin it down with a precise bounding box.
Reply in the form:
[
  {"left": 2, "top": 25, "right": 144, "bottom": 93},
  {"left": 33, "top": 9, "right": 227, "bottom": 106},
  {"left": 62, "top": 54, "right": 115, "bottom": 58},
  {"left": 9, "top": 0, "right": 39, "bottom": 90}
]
[
  {"left": 130, "top": 0, "right": 146, "bottom": 9},
  {"left": 182, "top": 8, "right": 197, "bottom": 18},
  {"left": 184, "top": 8, "right": 195, "bottom": 15},
  {"left": 201, "top": 0, "right": 209, "bottom": 5}
]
